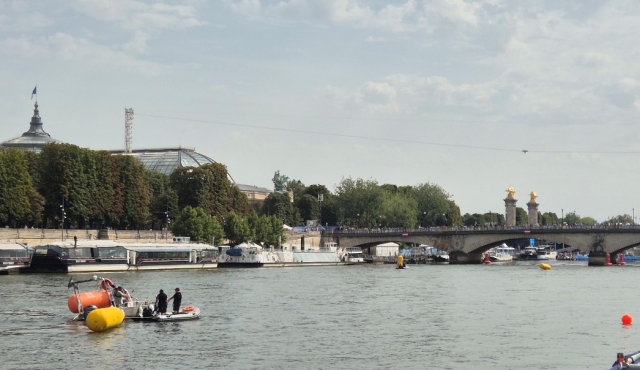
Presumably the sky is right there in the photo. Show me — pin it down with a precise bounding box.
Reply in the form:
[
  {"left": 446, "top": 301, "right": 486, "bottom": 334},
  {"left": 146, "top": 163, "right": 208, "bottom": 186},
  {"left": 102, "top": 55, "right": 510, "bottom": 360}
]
[{"left": 2, "top": 0, "right": 640, "bottom": 222}]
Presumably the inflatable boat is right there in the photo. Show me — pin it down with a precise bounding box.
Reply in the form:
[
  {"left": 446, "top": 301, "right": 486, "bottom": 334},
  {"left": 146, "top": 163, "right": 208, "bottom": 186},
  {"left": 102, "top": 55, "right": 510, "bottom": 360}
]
[
  {"left": 131, "top": 306, "right": 201, "bottom": 322},
  {"left": 609, "top": 350, "right": 640, "bottom": 369}
]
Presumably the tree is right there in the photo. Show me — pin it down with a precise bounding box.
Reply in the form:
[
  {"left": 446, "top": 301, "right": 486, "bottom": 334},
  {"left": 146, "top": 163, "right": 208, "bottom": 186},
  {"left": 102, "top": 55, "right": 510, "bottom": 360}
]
[
  {"left": 262, "top": 192, "right": 301, "bottom": 226},
  {"left": 379, "top": 192, "right": 417, "bottom": 228},
  {"left": 540, "top": 212, "right": 559, "bottom": 226},
  {"left": 171, "top": 206, "right": 221, "bottom": 244},
  {"left": 297, "top": 194, "right": 319, "bottom": 223},
  {"left": 334, "top": 177, "right": 384, "bottom": 228},
  {"left": 224, "top": 211, "right": 252, "bottom": 245},
  {"left": 515, "top": 207, "right": 528, "bottom": 226},
  {"left": 408, "top": 183, "right": 458, "bottom": 228},
  {"left": 0, "top": 148, "right": 40, "bottom": 226},
  {"left": 286, "top": 179, "right": 306, "bottom": 202}
]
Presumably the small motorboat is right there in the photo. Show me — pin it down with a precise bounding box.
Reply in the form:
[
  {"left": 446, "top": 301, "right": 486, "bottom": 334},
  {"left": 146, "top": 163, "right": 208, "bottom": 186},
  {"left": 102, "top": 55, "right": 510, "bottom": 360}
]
[
  {"left": 132, "top": 306, "right": 201, "bottom": 322},
  {"left": 609, "top": 350, "right": 640, "bottom": 369}
]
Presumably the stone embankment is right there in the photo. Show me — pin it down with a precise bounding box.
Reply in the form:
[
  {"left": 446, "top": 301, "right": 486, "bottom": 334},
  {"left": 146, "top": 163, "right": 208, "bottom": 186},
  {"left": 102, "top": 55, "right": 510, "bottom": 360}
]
[{"left": 0, "top": 228, "right": 320, "bottom": 248}]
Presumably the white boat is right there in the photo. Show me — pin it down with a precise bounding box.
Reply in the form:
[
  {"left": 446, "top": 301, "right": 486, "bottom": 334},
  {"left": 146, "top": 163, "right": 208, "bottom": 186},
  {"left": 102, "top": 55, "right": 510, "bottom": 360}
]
[
  {"left": 536, "top": 247, "right": 558, "bottom": 260},
  {"left": 488, "top": 244, "right": 515, "bottom": 262},
  {"left": 433, "top": 251, "right": 449, "bottom": 263},
  {"left": 27, "top": 237, "right": 218, "bottom": 273},
  {"left": 217, "top": 242, "right": 347, "bottom": 268},
  {"left": 0, "top": 242, "right": 31, "bottom": 273},
  {"left": 67, "top": 275, "right": 152, "bottom": 321},
  {"left": 343, "top": 247, "right": 365, "bottom": 264},
  {"left": 518, "top": 246, "right": 538, "bottom": 260},
  {"left": 141, "top": 307, "right": 201, "bottom": 321}
]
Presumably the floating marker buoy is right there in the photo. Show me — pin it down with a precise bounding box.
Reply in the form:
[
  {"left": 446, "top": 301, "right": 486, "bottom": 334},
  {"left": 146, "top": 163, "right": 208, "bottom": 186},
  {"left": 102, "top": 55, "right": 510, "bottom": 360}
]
[
  {"left": 622, "top": 314, "right": 633, "bottom": 325},
  {"left": 68, "top": 290, "right": 111, "bottom": 313},
  {"left": 605, "top": 253, "right": 613, "bottom": 266},
  {"left": 86, "top": 306, "right": 124, "bottom": 332},
  {"left": 539, "top": 263, "right": 551, "bottom": 270},
  {"left": 483, "top": 253, "right": 491, "bottom": 264}
]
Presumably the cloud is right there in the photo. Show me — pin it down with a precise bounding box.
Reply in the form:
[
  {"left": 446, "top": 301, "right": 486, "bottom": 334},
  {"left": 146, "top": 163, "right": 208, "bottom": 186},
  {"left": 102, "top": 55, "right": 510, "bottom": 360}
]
[
  {"left": 222, "top": 0, "right": 487, "bottom": 33},
  {"left": 0, "top": 33, "right": 164, "bottom": 75},
  {"left": 68, "top": 0, "right": 206, "bottom": 31},
  {"left": 122, "top": 31, "right": 150, "bottom": 54}
]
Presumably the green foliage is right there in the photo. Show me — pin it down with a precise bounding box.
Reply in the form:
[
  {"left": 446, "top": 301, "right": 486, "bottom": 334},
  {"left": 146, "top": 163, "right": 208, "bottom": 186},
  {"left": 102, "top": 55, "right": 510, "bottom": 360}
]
[
  {"left": 515, "top": 207, "right": 528, "bottom": 226},
  {"left": 286, "top": 179, "right": 306, "bottom": 202},
  {"left": 297, "top": 194, "right": 319, "bottom": 223},
  {"left": 334, "top": 178, "right": 385, "bottom": 228},
  {"left": 540, "top": 212, "right": 559, "bottom": 226},
  {"left": 0, "top": 148, "right": 40, "bottom": 226},
  {"left": 261, "top": 192, "right": 301, "bottom": 226},
  {"left": 408, "top": 183, "right": 458, "bottom": 227},
  {"left": 224, "top": 211, "right": 252, "bottom": 245},
  {"left": 171, "top": 206, "right": 221, "bottom": 244},
  {"left": 379, "top": 192, "right": 417, "bottom": 228}
]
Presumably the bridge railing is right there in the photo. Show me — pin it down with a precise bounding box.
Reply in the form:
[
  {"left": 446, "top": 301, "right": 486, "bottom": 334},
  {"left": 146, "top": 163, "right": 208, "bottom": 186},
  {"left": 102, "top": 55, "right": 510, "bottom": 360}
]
[{"left": 323, "top": 224, "right": 640, "bottom": 235}]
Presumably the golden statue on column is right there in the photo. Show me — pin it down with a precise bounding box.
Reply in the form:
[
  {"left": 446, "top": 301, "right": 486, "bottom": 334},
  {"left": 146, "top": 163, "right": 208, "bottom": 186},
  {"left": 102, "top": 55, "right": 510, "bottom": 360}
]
[
  {"left": 506, "top": 185, "right": 516, "bottom": 199},
  {"left": 529, "top": 191, "right": 538, "bottom": 203}
]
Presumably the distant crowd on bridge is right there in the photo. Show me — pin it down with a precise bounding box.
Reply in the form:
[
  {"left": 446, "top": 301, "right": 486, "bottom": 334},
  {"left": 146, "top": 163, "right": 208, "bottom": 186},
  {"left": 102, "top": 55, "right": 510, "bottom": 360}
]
[{"left": 322, "top": 223, "right": 640, "bottom": 234}]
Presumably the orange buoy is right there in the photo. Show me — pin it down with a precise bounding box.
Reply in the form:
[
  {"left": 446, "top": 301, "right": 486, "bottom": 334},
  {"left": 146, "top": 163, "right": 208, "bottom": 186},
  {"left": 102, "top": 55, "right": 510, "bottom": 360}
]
[
  {"left": 483, "top": 253, "right": 491, "bottom": 264},
  {"left": 605, "top": 253, "right": 613, "bottom": 266},
  {"left": 622, "top": 314, "right": 633, "bottom": 325},
  {"left": 68, "top": 290, "right": 111, "bottom": 313}
]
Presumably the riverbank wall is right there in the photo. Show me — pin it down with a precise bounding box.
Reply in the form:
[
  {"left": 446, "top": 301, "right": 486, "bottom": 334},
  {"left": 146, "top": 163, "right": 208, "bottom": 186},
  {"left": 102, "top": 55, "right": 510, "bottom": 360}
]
[{"left": 0, "top": 228, "right": 320, "bottom": 248}]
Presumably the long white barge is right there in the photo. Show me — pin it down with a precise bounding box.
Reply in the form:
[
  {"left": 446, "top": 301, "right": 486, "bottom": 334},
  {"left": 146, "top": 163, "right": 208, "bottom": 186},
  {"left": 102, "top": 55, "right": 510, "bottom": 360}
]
[
  {"left": 25, "top": 238, "right": 217, "bottom": 273},
  {"left": 217, "top": 242, "right": 359, "bottom": 268}
]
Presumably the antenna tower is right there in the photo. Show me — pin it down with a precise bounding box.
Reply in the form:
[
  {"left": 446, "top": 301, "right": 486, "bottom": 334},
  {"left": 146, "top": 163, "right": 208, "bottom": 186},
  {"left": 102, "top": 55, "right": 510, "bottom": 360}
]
[{"left": 124, "top": 108, "right": 134, "bottom": 154}]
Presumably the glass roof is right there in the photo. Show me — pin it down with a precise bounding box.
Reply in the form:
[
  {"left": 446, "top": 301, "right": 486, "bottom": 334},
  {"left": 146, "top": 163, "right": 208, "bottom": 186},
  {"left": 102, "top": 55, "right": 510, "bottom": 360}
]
[{"left": 111, "top": 148, "right": 234, "bottom": 182}]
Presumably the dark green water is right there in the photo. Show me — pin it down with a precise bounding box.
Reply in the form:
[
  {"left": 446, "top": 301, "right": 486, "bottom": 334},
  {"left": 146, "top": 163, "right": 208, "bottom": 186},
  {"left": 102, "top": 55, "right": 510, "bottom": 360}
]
[{"left": 0, "top": 261, "right": 638, "bottom": 369}]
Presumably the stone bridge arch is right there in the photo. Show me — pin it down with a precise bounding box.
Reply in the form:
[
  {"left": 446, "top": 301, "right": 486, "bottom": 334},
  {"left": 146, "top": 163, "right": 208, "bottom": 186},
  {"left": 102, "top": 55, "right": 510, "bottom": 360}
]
[{"left": 322, "top": 228, "right": 640, "bottom": 266}]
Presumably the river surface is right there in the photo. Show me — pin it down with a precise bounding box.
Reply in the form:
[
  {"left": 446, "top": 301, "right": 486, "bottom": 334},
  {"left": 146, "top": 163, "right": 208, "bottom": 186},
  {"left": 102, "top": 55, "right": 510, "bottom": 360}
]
[{"left": 1, "top": 260, "right": 638, "bottom": 369}]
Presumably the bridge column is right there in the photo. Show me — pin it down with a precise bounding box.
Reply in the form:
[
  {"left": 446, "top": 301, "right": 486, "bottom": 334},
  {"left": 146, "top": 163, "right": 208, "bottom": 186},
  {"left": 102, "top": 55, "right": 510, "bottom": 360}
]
[
  {"left": 504, "top": 197, "right": 517, "bottom": 227},
  {"left": 588, "top": 251, "right": 615, "bottom": 266},
  {"left": 449, "top": 251, "right": 483, "bottom": 264}
]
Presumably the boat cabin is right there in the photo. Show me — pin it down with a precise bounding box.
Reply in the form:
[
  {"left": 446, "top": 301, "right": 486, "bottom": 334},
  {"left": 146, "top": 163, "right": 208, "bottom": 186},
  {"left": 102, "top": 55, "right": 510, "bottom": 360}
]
[{"left": 0, "top": 242, "right": 31, "bottom": 266}]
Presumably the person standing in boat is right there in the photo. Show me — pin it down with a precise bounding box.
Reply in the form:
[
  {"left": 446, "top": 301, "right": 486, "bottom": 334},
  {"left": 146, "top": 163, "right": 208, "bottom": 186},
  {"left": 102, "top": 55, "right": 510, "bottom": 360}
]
[
  {"left": 113, "top": 286, "right": 129, "bottom": 307},
  {"left": 156, "top": 289, "right": 168, "bottom": 314},
  {"left": 168, "top": 287, "right": 182, "bottom": 314}
]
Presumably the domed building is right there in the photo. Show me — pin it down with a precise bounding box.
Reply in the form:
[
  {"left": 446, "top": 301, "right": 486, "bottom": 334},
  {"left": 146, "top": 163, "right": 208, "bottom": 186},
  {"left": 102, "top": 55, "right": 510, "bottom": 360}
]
[
  {"left": 1, "top": 102, "right": 63, "bottom": 152},
  {"left": 108, "top": 147, "right": 234, "bottom": 180}
]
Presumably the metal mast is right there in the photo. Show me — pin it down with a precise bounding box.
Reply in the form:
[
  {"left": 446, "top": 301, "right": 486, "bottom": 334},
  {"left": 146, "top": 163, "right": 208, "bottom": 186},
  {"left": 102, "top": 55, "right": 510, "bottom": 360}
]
[{"left": 124, "top": 108, "right": 134, "bottom": 154}]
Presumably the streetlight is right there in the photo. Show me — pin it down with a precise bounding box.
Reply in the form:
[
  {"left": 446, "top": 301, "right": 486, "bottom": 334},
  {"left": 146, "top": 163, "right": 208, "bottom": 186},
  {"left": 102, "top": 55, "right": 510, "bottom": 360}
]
[
  {"left": 164, "top": 208, "right": 170, "bottom": 242},
  {"left": 356, "top": 213, "right": 360, "bottom": 229},
  {"left": 561, "top": 209, "right": 564, "bottom": 228},
  {"left": 60, "top": 199, "right": 66, "bottom": 241},
  {"left": 423, "top": 211, "right": 426, "bottom": 228},
  {"left": 633, "top": 208, "right": 635, "bottom": 227}
]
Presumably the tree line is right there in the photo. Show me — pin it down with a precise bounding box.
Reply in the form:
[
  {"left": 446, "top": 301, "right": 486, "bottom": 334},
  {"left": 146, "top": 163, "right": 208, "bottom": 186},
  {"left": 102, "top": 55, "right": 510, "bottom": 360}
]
[{"left": 0, "top": 144, "right": 285, "bottom": 246}]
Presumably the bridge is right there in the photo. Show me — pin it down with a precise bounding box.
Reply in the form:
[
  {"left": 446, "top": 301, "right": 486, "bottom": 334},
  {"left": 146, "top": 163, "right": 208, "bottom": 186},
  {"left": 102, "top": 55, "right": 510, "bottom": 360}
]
[{"left": 321, "top": 227, "right": 640, "bottom": 266}]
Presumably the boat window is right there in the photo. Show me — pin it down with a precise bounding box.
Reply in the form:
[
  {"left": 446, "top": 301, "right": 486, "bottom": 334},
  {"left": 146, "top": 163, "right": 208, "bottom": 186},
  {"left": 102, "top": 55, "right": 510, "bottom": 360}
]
[
  {"left": 137, "top": 251, "right": 190, "bottom": 260},
  {"left": 63, "top": 247, "right": 93, "bottom": 258},
  {"left": 197, "top": 250, "right": 218, "bottom": 258},
  {"left": 96, "top": 247, "right": 127, "bottom": 259},
  {"left": 0, "top": 249, "right": 29, "bottom": 258}
]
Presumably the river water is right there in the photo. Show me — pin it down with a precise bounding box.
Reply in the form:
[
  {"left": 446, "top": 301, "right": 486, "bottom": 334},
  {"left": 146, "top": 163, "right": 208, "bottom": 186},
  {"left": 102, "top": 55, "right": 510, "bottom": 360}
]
[{"left": 0, "top": 261, "right": 638, "bottom": 369}]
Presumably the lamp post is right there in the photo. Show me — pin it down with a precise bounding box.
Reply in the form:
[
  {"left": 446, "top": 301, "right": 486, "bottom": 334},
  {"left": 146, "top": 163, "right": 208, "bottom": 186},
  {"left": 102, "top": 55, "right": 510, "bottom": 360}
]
[
  {"left": 60, "top": 199, "right": 66, "bottom": 241},
  {"left": 164, "top": 209, "right": 170, "bottom": 242},
  {"left": 561, "top": 209, "right": 563, "bottom": 228},
  {"left": 633, "top": 208, "right": 635, "bottom": 227},
  {"left": 423, "top": 211, "right": 426, "bottom": 229},
  {"left": 356, "top": 213, "right": 360, "bottom": 229}
]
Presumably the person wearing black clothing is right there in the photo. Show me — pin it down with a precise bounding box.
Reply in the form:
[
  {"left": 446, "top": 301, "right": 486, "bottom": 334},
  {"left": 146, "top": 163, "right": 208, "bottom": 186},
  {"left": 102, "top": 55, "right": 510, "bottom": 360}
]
[
  {"left": 168, "top": 287, "right": 182, "bottom": 314},
  {"left": 156, "top": 289, "right": 168, "bottom": 314}
]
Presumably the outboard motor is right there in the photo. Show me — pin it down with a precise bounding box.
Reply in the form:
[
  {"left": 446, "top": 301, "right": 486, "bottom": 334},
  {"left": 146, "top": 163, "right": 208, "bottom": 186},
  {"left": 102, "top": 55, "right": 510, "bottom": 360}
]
[
  {"left": 82, "top": 305, "right": 98, "bottom": 321},
  {"left": 142, "top": 307, "right": 154, "bottom": 317}
]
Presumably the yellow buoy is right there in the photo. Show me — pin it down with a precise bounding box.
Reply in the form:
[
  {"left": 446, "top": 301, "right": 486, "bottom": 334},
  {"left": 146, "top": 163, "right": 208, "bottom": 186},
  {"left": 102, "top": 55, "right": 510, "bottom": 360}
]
[
  {"left": 86, "top": 306, "right": 124, "bottom": 332},
  {"left": 397, "top": 255, "right": 404, "bottom": 267},
  {"left": 539, "top": 263, "right": 551, "bottom": 270}
]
